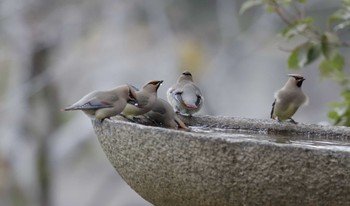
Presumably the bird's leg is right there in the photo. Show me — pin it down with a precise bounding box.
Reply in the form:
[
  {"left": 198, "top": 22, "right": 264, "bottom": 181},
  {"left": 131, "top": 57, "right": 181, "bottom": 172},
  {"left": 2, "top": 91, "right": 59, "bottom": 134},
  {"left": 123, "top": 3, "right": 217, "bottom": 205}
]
[
  {"left": 288, "top": 118, "right": 298, "bottom": 124},
  {"left": 94, "top": 118, "right": 103, "bottom": 125},
  {"left": 101, "top": 117, "right": 112, "bottom": 123},
  {"left": 144, "top": 115, "right": 161, "bottom": 126},
  {"left": 276, "top": 116, "right": 282, "bottom": 123},
  {"left": 120, "top": 114, "right": 137, "bottom": 123},
  {"left": 132, "top": 116, "right": 142, "bottom": 123}
]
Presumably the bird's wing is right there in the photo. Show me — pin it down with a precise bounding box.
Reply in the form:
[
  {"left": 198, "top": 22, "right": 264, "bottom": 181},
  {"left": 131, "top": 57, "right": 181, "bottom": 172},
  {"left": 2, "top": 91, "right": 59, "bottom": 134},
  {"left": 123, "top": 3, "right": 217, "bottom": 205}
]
[
  {"left": 169, "top": 87, "right": 183, "bottom": 103},
  {"left": 82, "top": 98, "right": 114, "bottom": 109},
  {"left": 152, "top": 105, "right": 167, "bottom": 114},
  {"left": 75, "top": 97, "right": 114, "bottom": 110},
  {"left": 174, "top": 92, "right": 183, "bottom": 103}
]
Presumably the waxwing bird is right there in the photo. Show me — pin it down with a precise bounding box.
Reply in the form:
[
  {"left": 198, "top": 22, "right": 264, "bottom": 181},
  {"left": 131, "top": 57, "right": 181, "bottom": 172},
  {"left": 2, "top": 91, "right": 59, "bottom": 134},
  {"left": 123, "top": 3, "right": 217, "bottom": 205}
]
[
  {"left": 167, "top": 71, "right": 204, "bottom": 116},
  {"left": 121, "top": 80, "right": 163, "bottom": 118},
  {"left": 271, "top": 74, "right": 308, "bottom": 124},
  {"left": 145, "top": 98, "right": 189, "bottom": 130},
  {"left": 63, "top": 85, "right": 138, "bottom": 123}
]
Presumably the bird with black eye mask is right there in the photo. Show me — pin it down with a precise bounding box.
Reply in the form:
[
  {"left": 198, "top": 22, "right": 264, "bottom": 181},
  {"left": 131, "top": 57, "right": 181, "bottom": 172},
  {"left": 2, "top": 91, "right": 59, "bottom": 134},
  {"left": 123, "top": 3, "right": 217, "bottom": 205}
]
[
  {"left": 121, "top": 80, "right": 163, "bottom": 119},
  {"left": 271, "top": 74, "right": 308, "bottom": 124}
]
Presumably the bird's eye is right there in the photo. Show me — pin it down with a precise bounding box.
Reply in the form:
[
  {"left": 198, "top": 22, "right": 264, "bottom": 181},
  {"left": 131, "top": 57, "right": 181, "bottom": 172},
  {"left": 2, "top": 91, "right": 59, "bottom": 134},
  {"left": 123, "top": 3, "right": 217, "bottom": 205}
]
[
  {"left": 196, "top": 95, "right": 202, "bottom": 105},
  {"left": 182, "top": 72, "right": 192, "bottom": 76}
]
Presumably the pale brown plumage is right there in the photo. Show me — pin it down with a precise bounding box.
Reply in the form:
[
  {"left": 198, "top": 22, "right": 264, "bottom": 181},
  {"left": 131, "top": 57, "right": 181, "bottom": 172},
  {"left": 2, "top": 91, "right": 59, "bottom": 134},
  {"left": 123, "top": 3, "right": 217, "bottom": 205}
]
[
  {"left": 63, "top": 85, "right": 138, "bottom": 123},
  {"left": 122, "top": 80, "right": 163, "bottom": 118},
  {"left": 271, "top": 74, "right": 308, "bottom": 124},
  {"left": 145, "top": 98, "right": 189, "bottom": 130}
]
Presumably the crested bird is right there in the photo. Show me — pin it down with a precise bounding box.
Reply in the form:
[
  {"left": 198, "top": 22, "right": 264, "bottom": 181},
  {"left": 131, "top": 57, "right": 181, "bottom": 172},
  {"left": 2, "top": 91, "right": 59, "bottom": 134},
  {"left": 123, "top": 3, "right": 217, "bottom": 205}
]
[
  {"left": 121, "top": 80, "right": 163, "bottom": 118},
  {"left": 145, "top": 98, "right": 189, "bottom": 130},
  {"left": 63, "top": 84, "right": 138, "bottom": 123},
  {"left": 167, "top": 71, "right": 203, "bottom": 116},
  {"left": 271, "top": 74, "right": 308, "bottom": 124}
]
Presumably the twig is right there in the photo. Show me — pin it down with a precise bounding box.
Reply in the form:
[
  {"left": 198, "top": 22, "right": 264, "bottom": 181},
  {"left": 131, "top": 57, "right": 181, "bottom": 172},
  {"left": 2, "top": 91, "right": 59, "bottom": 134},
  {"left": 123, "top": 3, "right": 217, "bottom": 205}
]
[
  {"left": 291, "top": 1, "right": 303, "bottom": 20},
  {"left": 277, "top": 45, "right": 294, "bottom": 52},
  {"left": 271, "top": 1, "right": 293, "bottom": 26},
  {"left": 271, "top": 0, "right": 321, "bottom": 40}
]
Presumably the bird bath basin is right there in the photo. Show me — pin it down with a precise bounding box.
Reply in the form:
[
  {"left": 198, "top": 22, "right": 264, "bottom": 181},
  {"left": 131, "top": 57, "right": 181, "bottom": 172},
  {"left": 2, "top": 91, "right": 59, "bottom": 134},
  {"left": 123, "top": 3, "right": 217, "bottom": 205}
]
[{"left": 93, "top": 115, "right": 350, "bottom": 206}]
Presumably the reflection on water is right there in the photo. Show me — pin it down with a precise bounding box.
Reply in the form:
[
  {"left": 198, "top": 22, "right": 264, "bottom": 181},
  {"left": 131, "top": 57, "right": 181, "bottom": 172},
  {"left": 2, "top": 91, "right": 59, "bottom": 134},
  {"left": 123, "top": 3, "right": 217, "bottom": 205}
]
[
  {"left": 190, "top": 126, "right": 350, "bottom": 152},
  {"left": 289, "top": 140, "right": 350, "bottom": 152}
]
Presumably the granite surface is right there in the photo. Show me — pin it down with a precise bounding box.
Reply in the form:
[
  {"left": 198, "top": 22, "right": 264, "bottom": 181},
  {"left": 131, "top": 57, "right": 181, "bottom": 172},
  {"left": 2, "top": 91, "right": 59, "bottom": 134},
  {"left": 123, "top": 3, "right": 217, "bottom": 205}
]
[{"left": 93, "top": 115, "right": 350, "bottom": 206}]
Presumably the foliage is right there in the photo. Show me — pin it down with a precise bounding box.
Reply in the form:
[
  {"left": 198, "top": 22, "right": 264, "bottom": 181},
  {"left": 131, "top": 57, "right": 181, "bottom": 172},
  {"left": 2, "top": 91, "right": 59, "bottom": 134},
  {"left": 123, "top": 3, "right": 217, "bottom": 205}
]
[{"left": 240, "top": 0, "right": 350, "bottom": 126}]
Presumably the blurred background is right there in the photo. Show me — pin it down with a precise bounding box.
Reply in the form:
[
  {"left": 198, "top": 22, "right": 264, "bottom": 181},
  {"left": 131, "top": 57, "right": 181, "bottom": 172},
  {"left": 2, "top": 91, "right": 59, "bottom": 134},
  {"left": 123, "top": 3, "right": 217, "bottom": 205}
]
[{"left": 0, "top": 0, "right": 347, "bottom": 205}]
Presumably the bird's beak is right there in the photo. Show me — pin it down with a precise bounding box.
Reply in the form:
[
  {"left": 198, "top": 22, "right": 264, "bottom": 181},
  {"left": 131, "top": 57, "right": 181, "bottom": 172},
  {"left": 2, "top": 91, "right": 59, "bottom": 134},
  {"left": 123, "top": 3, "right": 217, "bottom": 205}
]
[{"left": 156, "top": 80, "right": 163, "bottom": 90}]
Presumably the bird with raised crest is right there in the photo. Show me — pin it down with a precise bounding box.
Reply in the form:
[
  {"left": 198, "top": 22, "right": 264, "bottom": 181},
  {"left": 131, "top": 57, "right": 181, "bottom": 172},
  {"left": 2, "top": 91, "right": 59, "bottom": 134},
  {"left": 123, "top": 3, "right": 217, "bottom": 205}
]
[
  {"left": 271, "top": 74, "right": 308, "bottom": 124},
  {"left": 121, "top": 80, "right": 163, "bottom": 119}
]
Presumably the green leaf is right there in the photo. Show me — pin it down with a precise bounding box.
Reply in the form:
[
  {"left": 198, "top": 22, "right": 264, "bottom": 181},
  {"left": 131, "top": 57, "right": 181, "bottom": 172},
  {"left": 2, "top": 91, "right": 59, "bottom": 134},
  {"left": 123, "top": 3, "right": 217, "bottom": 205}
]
[
  {"left": 265, "top": 4, "right": 276, "bottom": 13},
  {"left": 341, "top": 89, "right": 350, "bottom": 99},
  {"left": 280, "top": 17, "right": 313, "bottom": 39},
  {"left": 277, "top": 0, "right": 292, "bottom": 5},
  {"left": 329, "top": 10, "right": 349, "bottom": 23},
  {"left": 338, "top": 77, "right": 350, "bottom": 86},
  {"left": 329, "top": 0, "right": 350, "bottom": 31},
  {"left": 288, "top": 42, "right": 320, "bottom": 69},
  {"left": 320, "top": 59, "right": 334, "bottom": 77},
  {"left": 333, "top": 53, "right": 345, "bottom": 71},
  {"left": 297, "top": 0, "right": 307, "bottom": 3},
  {"left": 328, "top": 110, "right": 339, "bottom": 119},
  {"left": 239, "top": 0, "right": 263, "bottom": 15},
  {"left": 288, "top": 49, "right": 300, "bottom": 70},
  {"left": 328, "top": 110, "right": 342, "bottom": 125},
  {"left": 334, "top": 20, "right": 350, "bottom": 31},
  {"left": 319, "top": 53, "right": 345, "bottom": 77},
  {"left": 328, "top": 102, "right": 343, "bottom": 108},
  {"left": 306, "top": 44, "right": 321, "bottom": 65},
  {"left": 321, "top": 32, "right": 340, "bottom": 59}
]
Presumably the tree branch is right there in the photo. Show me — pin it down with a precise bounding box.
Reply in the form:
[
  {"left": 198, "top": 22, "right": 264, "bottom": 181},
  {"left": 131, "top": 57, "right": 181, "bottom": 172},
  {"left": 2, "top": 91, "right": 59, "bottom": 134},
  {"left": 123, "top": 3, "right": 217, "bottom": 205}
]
[{"left": 271, "top": 1, "right": 293, "bottom": 26}]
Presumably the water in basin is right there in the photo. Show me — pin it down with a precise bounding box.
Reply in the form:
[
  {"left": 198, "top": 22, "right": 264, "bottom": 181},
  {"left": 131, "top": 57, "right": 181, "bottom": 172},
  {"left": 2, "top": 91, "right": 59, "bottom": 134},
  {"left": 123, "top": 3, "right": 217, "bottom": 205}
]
[{"left": 190, "top": 126, "right": 350, "bottom": 152}]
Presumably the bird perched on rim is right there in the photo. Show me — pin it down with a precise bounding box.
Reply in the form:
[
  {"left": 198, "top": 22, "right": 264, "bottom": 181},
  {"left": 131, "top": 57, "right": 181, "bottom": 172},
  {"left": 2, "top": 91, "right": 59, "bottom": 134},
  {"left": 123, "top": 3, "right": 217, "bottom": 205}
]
[
  {"left": 63, "top": 84, "right": 138, "bottom": 123},
  {"left": 167, "top": 71, "right": 204, "bottom": 116},
  {"left": 271, "top": 74, "right": 308, "bottom": 124},
  {"left": 121, "top": 80, "right": 163, "bottom": 119},
  {"left": 145, "top": 98, "right": 189, "bottom": 131}
]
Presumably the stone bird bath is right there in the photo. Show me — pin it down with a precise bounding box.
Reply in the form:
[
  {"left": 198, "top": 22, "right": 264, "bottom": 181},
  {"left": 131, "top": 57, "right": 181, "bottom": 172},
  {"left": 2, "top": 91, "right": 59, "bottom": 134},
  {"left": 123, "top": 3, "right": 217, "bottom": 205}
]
[{"left": 93, "top": 115, "right": 350, "bottom": 206}]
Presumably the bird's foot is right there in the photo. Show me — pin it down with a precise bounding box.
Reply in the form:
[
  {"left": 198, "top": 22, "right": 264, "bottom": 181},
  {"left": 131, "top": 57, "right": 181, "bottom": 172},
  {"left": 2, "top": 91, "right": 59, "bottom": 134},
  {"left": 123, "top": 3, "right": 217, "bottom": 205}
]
[
  {"left": 288, "top": 118, "right": 298, "bottom": 124},
  {"left": 144, "top": 115, "right": 161, "bottom": 126},
  {"left": 120, "top": 114, "right": 136, "bottom": 123},
  {"left": 132, "top": 116, "right": 142, "bottom": 123},
  {"left": 176, "top": 112, "right": 192, "bottom": 117},
  {"left": 274, "top": 117, "right": 282, "bottom": 123},
  {"left": 94, "top": 118, "right": 104, "bottom": 125}
]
